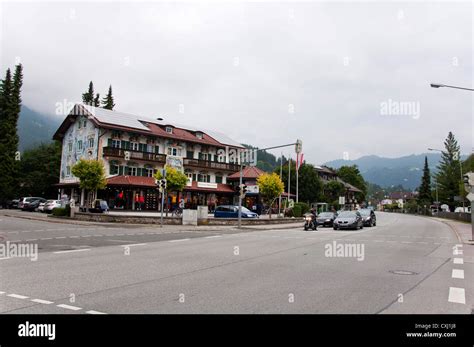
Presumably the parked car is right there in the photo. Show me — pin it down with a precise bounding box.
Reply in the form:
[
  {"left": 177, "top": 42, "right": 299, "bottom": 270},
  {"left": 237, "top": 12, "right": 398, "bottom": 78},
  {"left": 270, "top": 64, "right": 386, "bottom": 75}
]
[
  {"left": 44, "top": 200, "right": 62, "bottom": 213},
  {"left": 89, "top": 199, "right": 109, "bottom": 213},
  {"left": 333, "top": 210, "right": 363, "bottom": 230},
  {"left": 454, "top": 206, "right": 471, "bottom": 213},
  {"left": 214, "top": 205, "right": 258, "bottom": 218},
  {"left": 22, "top": 197, "right": 47, "bottom": 211},
  {"left": 18, "top": 197, "right": 44, "bottom": 209},
  {"left": 316, "top": 212, "right": 336, "bottom": 227},
  {"left": 358, "top": 208, "right": 376, "bottom": 227},
  {"left": 10, "top": 199, "right": 21, "bottom": 209}
]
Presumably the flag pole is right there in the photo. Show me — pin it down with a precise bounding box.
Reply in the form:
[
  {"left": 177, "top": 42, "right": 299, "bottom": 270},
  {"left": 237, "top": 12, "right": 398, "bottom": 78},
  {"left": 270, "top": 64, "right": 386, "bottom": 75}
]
[
  {"left": 288, "top": 154, "right": 291, "bottom": 204},
  {"left": 279, "top": 152, "right": 283, "bottom": 216},
  {"left": 296, "top": 153, "right": 299, "bottom": 203}
]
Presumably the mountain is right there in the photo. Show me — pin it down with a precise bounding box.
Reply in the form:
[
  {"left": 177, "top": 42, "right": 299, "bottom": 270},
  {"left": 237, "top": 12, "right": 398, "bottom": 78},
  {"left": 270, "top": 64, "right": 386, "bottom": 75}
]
[
  {"left": 18, "top": 106, "right": 62, "bottom": 151},
  {"left": 324, "top": 153, "right": 467, "bottom": 190}
]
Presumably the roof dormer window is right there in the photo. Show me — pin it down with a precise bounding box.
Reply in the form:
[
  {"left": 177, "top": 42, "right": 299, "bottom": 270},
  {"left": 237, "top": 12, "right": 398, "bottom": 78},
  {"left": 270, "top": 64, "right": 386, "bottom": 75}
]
[
  {"left": 165, "top": 126, "right": 173, "bottom": 134},
  {"left": 196, "top": 131, "right": 203, "bottom": 139}
]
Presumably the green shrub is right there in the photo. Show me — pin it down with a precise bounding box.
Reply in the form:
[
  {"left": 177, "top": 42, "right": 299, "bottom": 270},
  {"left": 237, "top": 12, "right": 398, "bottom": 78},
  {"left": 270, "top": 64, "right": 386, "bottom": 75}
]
[
  {"left": 292, "top": 204, "right": 302, "bottom": 217},
  {"left": 294, "top": 202, "right": 310, "bottom": 215},
  {"left": 52, "top": 207, "right": 68, "bottom": 216}
]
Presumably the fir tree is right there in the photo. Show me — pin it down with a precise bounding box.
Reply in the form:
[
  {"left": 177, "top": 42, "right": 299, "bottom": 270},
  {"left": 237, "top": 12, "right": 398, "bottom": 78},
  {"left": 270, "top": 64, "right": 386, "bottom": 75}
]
[
  {"left": 417, "top": 156, "right": 432, "bottom": 205},
  {"left": 93, "top": 93, "right": 100, "bottom": 107},
  {"left": 82, "top": 81, "right": 94, "bottom": 105},
  {"left": 436, "top": 132, "right": 461, "bottom": 211},
  {"left": 101, "top": 85, "right": 115, "bottom": 110}
]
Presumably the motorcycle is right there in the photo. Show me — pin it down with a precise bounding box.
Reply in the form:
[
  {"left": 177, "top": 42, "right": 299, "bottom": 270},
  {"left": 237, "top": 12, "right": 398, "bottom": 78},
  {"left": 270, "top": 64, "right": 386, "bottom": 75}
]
[{"left": 304, "top": 213, "right": 317, "bottom": 231}]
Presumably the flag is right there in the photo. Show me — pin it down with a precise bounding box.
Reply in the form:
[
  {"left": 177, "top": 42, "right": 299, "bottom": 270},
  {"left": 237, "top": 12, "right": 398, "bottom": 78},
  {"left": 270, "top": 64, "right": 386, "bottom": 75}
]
[{"left": 296, "top": 153, "right": 304, "bottom": 171}]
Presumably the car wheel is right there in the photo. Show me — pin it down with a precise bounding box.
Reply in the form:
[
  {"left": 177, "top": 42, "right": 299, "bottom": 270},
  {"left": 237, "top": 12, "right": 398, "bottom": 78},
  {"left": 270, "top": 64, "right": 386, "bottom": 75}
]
[
  {"left": 304, "top": 226, "right": 308, "bottom": 231},
  {"left": 333, "top": 226, "right": 338, "bottom": 230}
]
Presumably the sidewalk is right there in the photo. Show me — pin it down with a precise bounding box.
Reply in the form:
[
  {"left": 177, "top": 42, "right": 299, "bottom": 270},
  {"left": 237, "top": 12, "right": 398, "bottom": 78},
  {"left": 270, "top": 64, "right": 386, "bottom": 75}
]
[{"left": 431, "top": 217, "right": 474, "bottom": 245}]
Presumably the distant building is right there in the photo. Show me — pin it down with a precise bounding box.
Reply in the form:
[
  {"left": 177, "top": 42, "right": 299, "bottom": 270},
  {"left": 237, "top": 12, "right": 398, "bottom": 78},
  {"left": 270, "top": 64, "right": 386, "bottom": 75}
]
[
  {"left": 53, "top": 104, "right": 245, "bottom": 210},
  {"left": 314, "top": 165, "right": 363, "bottom": 208}
]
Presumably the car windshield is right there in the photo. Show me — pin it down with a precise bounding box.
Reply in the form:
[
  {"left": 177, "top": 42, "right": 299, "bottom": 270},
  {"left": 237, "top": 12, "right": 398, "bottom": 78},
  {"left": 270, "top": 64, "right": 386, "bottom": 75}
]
[
  {"left": 358, "top": 209, "right": 371, "bottom": 216},
  {"left": 337, "top": 211, "right": 357, "bottom": 218},
  {"left": 319, "top": 212, "right": 333, "bottom": 218},
  {"left": 241, "top": 207, "right": 251, "bottom": 213}
]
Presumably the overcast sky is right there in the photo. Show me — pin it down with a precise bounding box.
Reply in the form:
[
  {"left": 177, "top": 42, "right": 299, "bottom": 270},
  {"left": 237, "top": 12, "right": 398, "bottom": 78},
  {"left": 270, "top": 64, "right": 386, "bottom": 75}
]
[{"left": 1, "top": 1, "right": 472, "bottom": 163}]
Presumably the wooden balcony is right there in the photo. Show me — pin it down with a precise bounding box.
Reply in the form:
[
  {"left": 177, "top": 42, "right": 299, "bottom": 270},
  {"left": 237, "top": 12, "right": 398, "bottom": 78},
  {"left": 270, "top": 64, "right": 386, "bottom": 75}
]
[
  {"left": 183, "top": 158, "right": 239, "bottom": 172},
  {"left": 103, "top": 147, "right": 166, "bottom": 163}
]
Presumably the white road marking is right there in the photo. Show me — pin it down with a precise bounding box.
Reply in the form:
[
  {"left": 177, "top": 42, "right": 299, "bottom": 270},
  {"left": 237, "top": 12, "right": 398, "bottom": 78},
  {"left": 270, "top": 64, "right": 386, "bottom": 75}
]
[
  {"left": 452, "top": 269, "right": 465, "bottom": 279},
  {"left": 86, "top": 310, "right": 106, "bottom": 314},
  {"left": 8, "top": 294, "right": 29, "bottom": 299},
  {"left": 402, "top": 241, "right": 413, "bottom": 244},
  {"left": 69, "top": 236, "right": 79, "bottom": 238},
  {"left": 55, "top": 236, "right": 66, "bottom": 239},
  {"left": 57, "top": 304, "right": 81, "bottom": 311},
  {"left": 25, "top": 239, "right": 37, "bottom": 242},
  {"left": 455, "top": 244, "right": 463, "bottom": 248},
  {"left": 31, "top": 298, "right": 54, "bottom": 305},
  {"left": 204, "top": 235, "right": 222, "bottom": 239},
  {"left": 448, "top": 287, "right": 466, "bottom": 304},
  {"left": 0, "top": 291, "right": 5, "bottom": 294},
  {"left": 453, "top": 258, "right": 464, "bottom": 265},
  {"left": 453, "top": 250, "right": 463, "bottom": 255},
  {"left": 53, "top": 249, "right": 91, "bottom": 254},
  {"left": 40, "top": 237, "right": 53, "bottom": 240},
  {"left": 169, "top": 238, "right": 190, "bottom": 243},
  {"left": 0, "top": 257, "right": 12, "bottom": 260},
  {"left": 122, "top": 243, "right": 147, "bottom": 247}
]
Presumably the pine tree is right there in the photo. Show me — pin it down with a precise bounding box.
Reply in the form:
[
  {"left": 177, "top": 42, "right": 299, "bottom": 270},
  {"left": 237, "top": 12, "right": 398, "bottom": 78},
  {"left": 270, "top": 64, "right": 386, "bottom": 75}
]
[
  {"left": 417, "top": 156, "right": 431, "bottom": 205},
  {"left": 101, "top": 85, "right": 115, "bottom": 110},
  {"left": 93, "top": 93, "right": 100, "bottom": 107},
  {"left": 0, "top": 65, "right": 22, "bottom": 204},
  {"left": 82, "top": 81, "right": 94, "bottom": 105},
  {"left": 436, "top": 132, "right": 461, "bottom": 211}
]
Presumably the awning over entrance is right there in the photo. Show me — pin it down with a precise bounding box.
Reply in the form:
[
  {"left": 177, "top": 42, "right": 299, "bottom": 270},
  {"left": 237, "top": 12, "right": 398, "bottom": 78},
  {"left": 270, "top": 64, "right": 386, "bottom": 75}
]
[{"left": 107, "top": 175, "right": 156, "bottom": 188}]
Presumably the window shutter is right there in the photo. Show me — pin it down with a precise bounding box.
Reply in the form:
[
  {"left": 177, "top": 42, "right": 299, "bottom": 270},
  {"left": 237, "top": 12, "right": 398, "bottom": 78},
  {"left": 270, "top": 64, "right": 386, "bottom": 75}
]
[
  {"left": 118, "top": 166, "right": 123, "bottom": 175},
  {"left": 121, "top": 140, "right": 126, "bottom": 149},
  {"left": 107, "top": 139, "right": 112, "bottom": 147}
]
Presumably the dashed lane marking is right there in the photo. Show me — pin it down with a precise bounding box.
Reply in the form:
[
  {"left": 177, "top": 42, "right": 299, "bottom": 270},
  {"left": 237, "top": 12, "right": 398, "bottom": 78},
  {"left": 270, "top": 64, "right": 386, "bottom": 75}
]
[
  {"left": 86, "top": 310, "right": 106, "bottom": 314},
  {"left": 453, "top": 258, "right": 464, "bottom": 265},
  {"left": 7, "top": 294, "right": 29, "bottom": 299},
  {"left": 169, "top": 239, "right": 190, "bottom": 243},
  {"left": 452, "top": 269, "right": 465, "bottom": 279},
  {"left": 31, "top": 298, "right": 54, "bottom": 305},
  {"left": 56, "top": 304, "right": 81, "bottom": 311},
  {"left": 53, "top": 249, "right": 91, "bottom": 254},
  {"left": 448, "top": 287, "right": 466, "bottom": 304}
]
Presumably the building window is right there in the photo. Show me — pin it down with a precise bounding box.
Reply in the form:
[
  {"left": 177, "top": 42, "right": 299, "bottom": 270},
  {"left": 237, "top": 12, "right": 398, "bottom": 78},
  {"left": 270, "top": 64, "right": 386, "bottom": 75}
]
[
  {"left": 196, "top": 132, "right": 203, "bottom": 139},
  {"left": 197, "top": 173, "right": 210, "bottom": 183},
  {"left": 167, "top": 147, "right": 182, "bottom": 156},
  {"left": 83, "top": 120, "right": 87, "bottom": 128},
  {"left": 187, "top": 151, "right": 194, "bottom": 159},
  {"left": 146, "top": 168, "right": 154, "bottom": 177},
  {"left": 199, "top": 153, "right": 210, "bottom": 161},
  {"left": 111, "top": 139, "right": 121, "bottom": 148},
  {"left": 131, "top": 142, "right": 139, "bottom": 151},
  {"left": 88, "top": 138, "right": 94, "bottom": 148},
  {"left": 127, "top": 167, "right": 138, "bottom": 176},
  {"left": 165, "top": 126, "right": 173, "bottom": 134},
  {"left": 110, "top": 165, "right": 119, "bottom": 175},
  {"left": 68, "top": 141, "right": 72, "bottom": 152},
  {"left": 77, "top": 140, "right": 83, "bottom": 151},
  {"left": 215, "top": 174, "right": 223, "bottom": 184},
  {"left": 66, "top": 166, "right": 71, "bottom": 176}
]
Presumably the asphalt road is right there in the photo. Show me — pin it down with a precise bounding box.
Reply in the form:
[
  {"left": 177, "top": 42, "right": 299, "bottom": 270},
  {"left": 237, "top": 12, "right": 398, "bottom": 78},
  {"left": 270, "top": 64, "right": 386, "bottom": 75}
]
[{"left": 0, "top": 211, "right": 472, "bottom": 314}]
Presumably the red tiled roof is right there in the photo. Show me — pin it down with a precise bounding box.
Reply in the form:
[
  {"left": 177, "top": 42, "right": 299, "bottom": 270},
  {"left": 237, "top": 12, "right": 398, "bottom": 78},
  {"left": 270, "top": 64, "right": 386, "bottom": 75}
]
[
  {"left": 183, "top": 181, "right": 235, "bottom": 194},
  {"left": 227, "top": 166, "right": 265, "bottom": 180},
  {"left": 145, "top": 123, "right": 223, "bottom": 147},
  {"left": 107, "top": 175, "right": 157, "bottom": 188}
]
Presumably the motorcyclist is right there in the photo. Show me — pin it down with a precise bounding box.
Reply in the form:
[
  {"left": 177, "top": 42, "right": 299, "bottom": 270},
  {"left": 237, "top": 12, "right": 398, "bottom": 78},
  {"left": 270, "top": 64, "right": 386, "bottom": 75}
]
[{"left": 310, "top": 207, "right": 318, "bottom": 229}]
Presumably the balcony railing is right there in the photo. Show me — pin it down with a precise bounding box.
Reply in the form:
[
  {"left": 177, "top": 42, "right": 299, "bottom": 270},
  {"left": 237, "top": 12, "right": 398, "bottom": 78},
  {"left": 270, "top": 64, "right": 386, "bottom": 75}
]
[
  {"left": 103, "top": 147, "right": 166, "bottom": 163},
  {"left": 183, "top": 158, "right": 239, "bottom": 172}
]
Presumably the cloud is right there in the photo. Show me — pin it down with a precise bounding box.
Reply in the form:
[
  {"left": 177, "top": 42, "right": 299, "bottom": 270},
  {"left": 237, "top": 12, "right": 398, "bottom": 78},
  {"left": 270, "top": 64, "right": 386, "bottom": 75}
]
[{"left": 1, "top": 1, "right": 472, "bottom": 163}]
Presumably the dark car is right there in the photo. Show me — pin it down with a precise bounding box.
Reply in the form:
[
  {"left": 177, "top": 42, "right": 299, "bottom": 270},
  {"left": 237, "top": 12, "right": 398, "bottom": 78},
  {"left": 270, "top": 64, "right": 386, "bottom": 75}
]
[
  {"left": 333, "top": 210, "right": 363, "bottom": 230},
  {"left": 89, "top": 199, "right": 109, "bottom": 213},
  {"left": 316, "top": 212, "right": 336, "bottom": 227},
  {"left": 22, "top": 197, "right": 47, "bottom": 211},
  {"left": 214, "top": 205, "right": 258, "bottom": 218},
  {"left": 359, "top": 208, "right": 376, "bottom": 227},
  {"left": 10, "top": 199, "right": 21, "bottom": 209}
]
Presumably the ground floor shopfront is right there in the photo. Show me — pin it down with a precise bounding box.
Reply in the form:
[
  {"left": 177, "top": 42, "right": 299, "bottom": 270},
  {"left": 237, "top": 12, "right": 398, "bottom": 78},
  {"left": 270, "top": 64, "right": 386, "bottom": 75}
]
[{"left": 57, "top": 176, "right": 236, "bottom": 212}]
